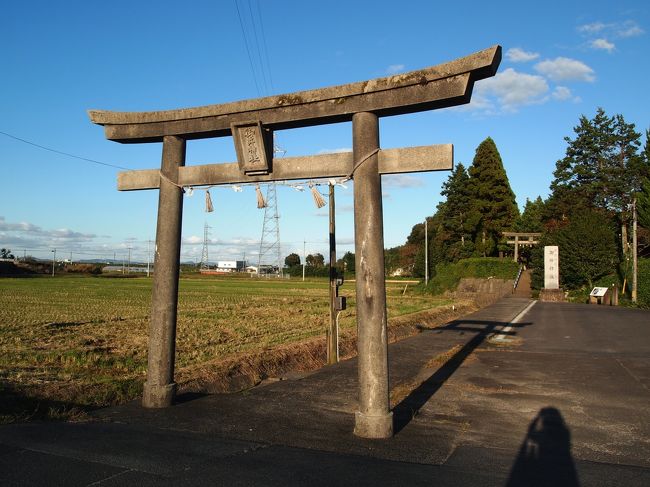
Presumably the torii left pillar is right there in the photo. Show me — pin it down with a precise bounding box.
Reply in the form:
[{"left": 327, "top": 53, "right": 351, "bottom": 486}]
[{"left": 143, "top": 135, "right": 186, "bottom": 407}]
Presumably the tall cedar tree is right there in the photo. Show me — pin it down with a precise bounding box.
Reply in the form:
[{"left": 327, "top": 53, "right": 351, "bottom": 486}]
[
  {"left": 440, "top": 163, "right": 472, "bottom": 246},
  {"left": 638, "top": 178, "right": 650, "bottom": 230},
  {"left": 638, "top": 130, "right": 650, "bottom": 230},
  {"left": 515, "top": 196, "right": 545, "bottom": 232},
  {"left": 550, "top": 108, "right": 643, "bottom": 217},
  {"left": 466, "top": 137, "right": 519, "bottom": 256}
]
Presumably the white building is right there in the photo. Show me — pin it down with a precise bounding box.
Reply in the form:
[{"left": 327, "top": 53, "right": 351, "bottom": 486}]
[{"left": 216, "top": 261, "right": 246, "bottom": 272}]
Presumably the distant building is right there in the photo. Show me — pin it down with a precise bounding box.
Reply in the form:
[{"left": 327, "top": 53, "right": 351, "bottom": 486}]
[{"left": 216, "top": 261, "right": 246, "bottom": 273}]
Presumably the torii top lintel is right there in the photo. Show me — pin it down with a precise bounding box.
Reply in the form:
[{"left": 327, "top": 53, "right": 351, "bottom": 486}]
[{"left": 88, "top": 46, "right": 501, "bottom": 143}]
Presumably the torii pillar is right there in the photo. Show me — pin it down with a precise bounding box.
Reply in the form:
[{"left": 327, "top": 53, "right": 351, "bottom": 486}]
[{"left": 89, "top": 45, "right": 501, "bottom": 438}]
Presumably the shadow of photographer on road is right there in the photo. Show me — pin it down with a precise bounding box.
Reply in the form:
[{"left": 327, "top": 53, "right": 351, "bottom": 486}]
[{"left": 507, "top": 407, "right": 580, "bottom": 487}]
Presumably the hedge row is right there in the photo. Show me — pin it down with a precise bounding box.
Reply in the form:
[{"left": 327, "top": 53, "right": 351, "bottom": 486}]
[{"left": 426, "top": 257, "right": 519, "bottom": 295}]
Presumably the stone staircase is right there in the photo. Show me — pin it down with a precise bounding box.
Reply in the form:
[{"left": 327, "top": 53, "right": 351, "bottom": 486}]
[{"left": 513, "top": 269, "right": 532, "bottom": 298}]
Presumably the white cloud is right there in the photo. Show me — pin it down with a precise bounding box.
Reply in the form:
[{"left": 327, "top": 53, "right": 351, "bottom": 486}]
[
  {"left": 551, "top": 86, "right": 582, "bottom": 103},
  {"left": 0, "top": 216, "right": 97, "bottom": 241},
  {"left": 386, "top": 64, "right": 405, "bottom": 74},
  {"left": 534, "top": 57, "right": 595, "bottom": 82},
  {"left": 475, "top": 68, "right": 549, "bottom": 111},
  {"left": 184, "top": 235, "right": 203, "bottom": 245},
  {"left": 590, "top": 38, "right": 615, "bottom": 52},
  {"left": 617, "top": 21, "right": 644, "bottom": 38},
  {"left": 317, "top": 147, "right": 351, "bottom": 155},
  {"left": 578, "top": 20, "right": 644, "bottom": 39},
  {"left": 382, "top": 174, "right": 425, "bottom": 189},
  {"left": 578, "top": 22, "right": 606, "bottom": 34},
  {"left": 552, "top": 86, "right": 571, "bottom": 100},
  {"left": 506, "top": 47, "right": 540, "bottom": 63}
]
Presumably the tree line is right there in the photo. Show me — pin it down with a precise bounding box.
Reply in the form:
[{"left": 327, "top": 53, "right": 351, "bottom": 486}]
[
  {"left": 283, "top": 251, "right": 355, "bottom": 278},
  {"left": 387, "top": 107, "right": 650, "bottom": 300}
]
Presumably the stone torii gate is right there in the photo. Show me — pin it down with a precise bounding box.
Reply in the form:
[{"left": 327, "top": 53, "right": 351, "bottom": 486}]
[{"left": 89, "top": 45, "right": 501, "bottom": 439}]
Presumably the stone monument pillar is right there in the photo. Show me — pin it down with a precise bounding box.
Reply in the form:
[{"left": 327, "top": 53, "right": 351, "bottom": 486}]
[{"left": 540, "top": 245, "right": 565, "bottom": 301}]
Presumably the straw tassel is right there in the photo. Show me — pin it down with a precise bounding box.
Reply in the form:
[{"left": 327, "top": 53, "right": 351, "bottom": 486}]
[
  {"left": 205, "top": 190, "right": 214, "bottom": 213},
  {"left": 310, "top": 184, "right": 326, "bottom": 209},
  {"left": 255, "top": 184, "right": 267, "bottom": 208}
]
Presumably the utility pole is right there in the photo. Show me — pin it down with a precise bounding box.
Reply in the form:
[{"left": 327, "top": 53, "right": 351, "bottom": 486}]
[
  {"left": 70, "top": 251, "right": 73, "bottom": 265},
  {"left": 327, "top": 184, "right": 338, "bottom": 364},
  {"left": 51, "top": 249, "right": 56, "bottom": 277},
  {"left": 127, "top": 246, "right": 132, "bottom": 274},
  {"left": 633, "top": 197, "right": 638, "bottom": 303},
  {"left": 424, "top": 218, "right": 429, "bottom": 286},
  {"left": 302, "top": 239, "right": 306, "bottom": 282},
  {"left": 147, "top": 240, "right": 151, "bottom": 277}
]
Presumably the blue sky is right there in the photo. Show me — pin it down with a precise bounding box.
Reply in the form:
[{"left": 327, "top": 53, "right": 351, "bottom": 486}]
[{"left": 1, "top": 0, "right": 648, "bottom": 265}]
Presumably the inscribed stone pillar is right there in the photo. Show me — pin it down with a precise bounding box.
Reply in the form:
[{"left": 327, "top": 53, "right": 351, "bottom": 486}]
[{"left": 544, "top": 245, "right": 559, "bottom": 290}]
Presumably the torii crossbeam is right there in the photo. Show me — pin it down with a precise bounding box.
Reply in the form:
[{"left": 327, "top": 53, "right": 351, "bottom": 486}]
[{"left": 89, "top": 45, "right": 501, "bottom": 439}]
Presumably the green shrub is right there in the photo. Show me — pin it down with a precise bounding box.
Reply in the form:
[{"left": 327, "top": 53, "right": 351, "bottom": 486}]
[
  {"left": 426, "top": 257, "right": 519, "bottom": 294},
  {"left": 638, "top": 259, "right": 650, "bottom": 308}
]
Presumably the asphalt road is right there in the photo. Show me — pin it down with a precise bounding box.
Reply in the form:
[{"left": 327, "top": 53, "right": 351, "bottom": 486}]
[{"left": 1, "top": 298, "right": 649, "bottom": 486}]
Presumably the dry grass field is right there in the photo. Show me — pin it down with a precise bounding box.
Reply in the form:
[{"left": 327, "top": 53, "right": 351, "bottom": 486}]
[{"left": 0, "top": 274, "right": 463, "bottom": 423}]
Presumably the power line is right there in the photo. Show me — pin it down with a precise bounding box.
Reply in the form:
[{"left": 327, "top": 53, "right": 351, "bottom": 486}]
[
  {"left": 233, "top": 0, "right": 262, "bottom": 96},
  {"left": 253, "top": 0, "right": 274, "bottom": 92},
  {"left": 247, "top": 0, "right": 269, "bottom": 94},
  {"left": 0, "top": 130, "right": 130, "bottom": 170}
]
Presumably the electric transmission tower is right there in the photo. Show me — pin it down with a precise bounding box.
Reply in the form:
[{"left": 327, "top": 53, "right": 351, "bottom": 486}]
[
  {"left": 200, "top": 223, "right": 210, "bottom": 270},
  {"left": 257, "top": 183, "right": 282, "bottom": 276}
]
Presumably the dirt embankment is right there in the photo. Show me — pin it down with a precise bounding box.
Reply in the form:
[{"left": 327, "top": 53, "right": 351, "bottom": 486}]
[{"left": 177, "top": 300, "right": 480, "bottom": 394}]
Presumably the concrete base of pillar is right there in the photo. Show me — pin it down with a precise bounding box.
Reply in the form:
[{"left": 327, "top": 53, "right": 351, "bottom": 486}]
[
  {"left": 142, "top": 382, "right": 176, "bottom": 408},
  {"left": 354, "top": 410, "right": 393, "bottom": 439},
  {"left": 539, "top": 288, "right": 566, "bottom": 302}
]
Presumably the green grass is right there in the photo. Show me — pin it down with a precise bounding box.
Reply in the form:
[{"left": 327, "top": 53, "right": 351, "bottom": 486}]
[{"left": 0, "top": 274, "right": 450, "bottom": 422}]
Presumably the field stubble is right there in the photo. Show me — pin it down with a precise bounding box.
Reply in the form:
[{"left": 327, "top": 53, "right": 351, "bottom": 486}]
[{"left": 0, "top": 275, "right": 474, "bottom": 422}]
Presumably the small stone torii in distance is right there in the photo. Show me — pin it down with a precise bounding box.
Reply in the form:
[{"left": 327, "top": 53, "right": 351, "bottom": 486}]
[{"left": 88, "top": 45, "right": 501, "bottom": 439}]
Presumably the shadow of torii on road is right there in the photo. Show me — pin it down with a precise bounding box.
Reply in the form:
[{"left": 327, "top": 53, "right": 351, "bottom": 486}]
[{"left": 393, "top": 318, "right": 533, "bottom": 434}]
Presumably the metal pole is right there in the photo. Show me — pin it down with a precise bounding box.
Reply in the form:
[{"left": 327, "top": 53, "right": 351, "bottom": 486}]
[
  {"left": 127, "top": 247, "right": 131, "bottom": 274},
  {"left": 424, "top": 218, "right": 428, "bottom": 285},
  {"left": 302, "top": 239, "right": 306, "bottom": 282},
  {"left": 51, "top": 249, "right": 56, "bottom": 276},
  {"left": 352, "top": 111, "right": 392, "bottom": 438},
  {"left": 632, "top": 198, "right": 638, "bottom": 303},
  {"left": 147, "top": 240, "right": 151, "bottom": 277},
  {"left": 143, "top": 135, "right": 186, "bottom": 408},
  {"left": 327, "top": 184, "right": 338, "bottom": 365}
]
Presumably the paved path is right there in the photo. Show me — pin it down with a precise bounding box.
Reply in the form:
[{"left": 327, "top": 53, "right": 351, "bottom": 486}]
[{"left": 1, "top": 298, "right": 649, "bottom": 486}]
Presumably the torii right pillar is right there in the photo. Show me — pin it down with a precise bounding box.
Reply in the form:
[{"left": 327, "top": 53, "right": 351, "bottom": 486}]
[{"left": 352, "top": 112, "right": 392, "bottom": 438}]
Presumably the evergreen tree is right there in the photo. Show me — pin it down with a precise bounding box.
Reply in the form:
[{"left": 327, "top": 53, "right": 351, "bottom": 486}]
[
  {"left": 439, "top": 163, "right": 472, "bottom": 247},
  {"left": 639, "top": 131, "right": 650, "bottom": 230},
  {"left": 531, "top": 208, "right": 618, "bottom": 289},
  {"left": 466, "top": 137, "right": 519, "bottom": 256},
  {"left": 551, "top": 108, "right": 643, "bottom": 215},
  {"left": 515, "top": 196, "right": 545, "bottom": 232}
]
